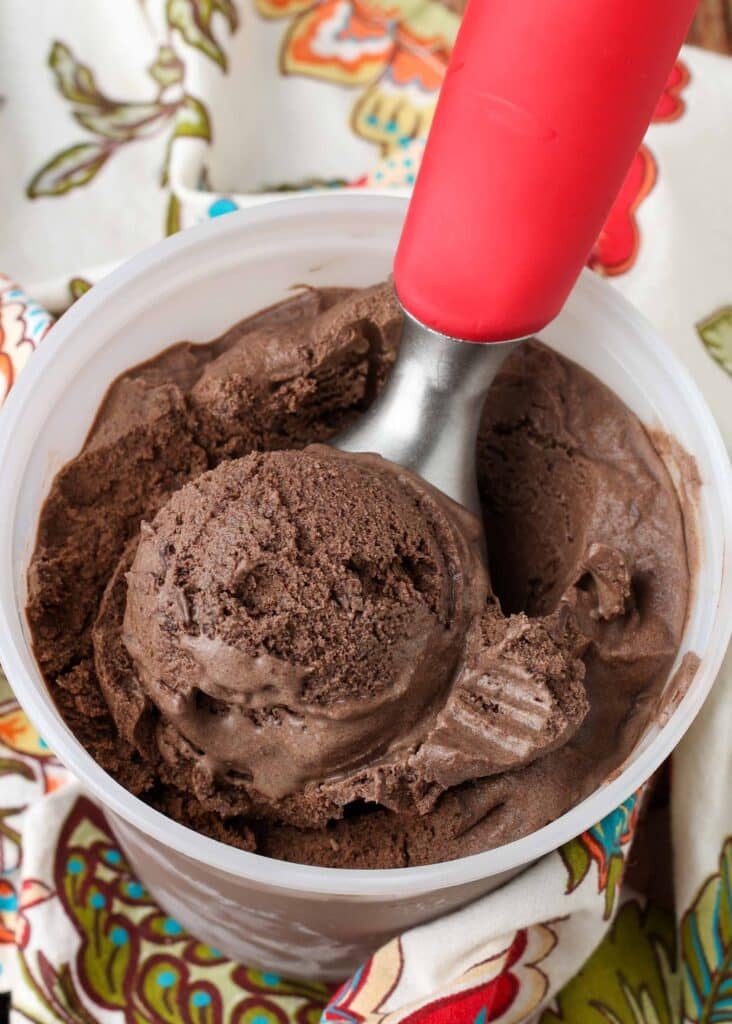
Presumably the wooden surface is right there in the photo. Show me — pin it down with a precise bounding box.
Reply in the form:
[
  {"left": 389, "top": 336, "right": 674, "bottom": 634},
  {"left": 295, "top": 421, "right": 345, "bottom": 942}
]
[{"left": 688, "top": 0, "right": 732, "bottom": 53}]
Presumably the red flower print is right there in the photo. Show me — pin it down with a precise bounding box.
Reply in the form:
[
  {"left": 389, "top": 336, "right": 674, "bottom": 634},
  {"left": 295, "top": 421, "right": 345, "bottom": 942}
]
[{"left": 590, "top": 60, "right": 690, "bottom": 277}]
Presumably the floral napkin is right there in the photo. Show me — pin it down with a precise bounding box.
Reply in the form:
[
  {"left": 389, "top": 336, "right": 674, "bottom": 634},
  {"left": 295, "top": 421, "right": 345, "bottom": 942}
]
[{"left": 1, "top": 2, "right": 732, "bottom": 1021}]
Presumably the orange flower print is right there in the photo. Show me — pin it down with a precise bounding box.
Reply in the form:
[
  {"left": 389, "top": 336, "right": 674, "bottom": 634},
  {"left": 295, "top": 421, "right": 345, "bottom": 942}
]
[
  {"left": 256, "top": 0, "right": 458, "bottom": 155},
  {"left": 0, "top": 278, "right": 52, "bottom": 407},
  {"left": 0, "top": 707, "right": 54, "bottom": 760},
  {"left": 285, "top": 0, "right": 395, "bottom": 84},
  {"left": 590, "top": 60, "right": 690, "bottom": 277},
  {"left": 0, "top": 697, "right": 67, "bottom": 797}
]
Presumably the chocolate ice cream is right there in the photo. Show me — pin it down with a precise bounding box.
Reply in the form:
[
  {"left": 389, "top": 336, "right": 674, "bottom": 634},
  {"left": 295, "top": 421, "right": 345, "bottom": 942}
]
[
  {"left": 26, "top": 282, "right": 692, "bottom": 867},
  {"left": 113, "top": 446, "right": 586, "bottom": 828}
]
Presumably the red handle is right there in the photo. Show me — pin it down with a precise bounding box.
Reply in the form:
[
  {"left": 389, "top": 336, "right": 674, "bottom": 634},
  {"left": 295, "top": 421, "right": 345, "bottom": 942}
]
[{"left": 394, "top": 0, "right": 698, "bottom": 342}]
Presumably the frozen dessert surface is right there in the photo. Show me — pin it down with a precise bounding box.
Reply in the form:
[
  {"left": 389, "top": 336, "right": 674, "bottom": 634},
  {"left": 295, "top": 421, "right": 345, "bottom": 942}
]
[
  {"left": 26, "top": 282, "right": 691, "bottom": 867},
  {"left": 116, "top": 446, "right": 587, "bottom": 827}
]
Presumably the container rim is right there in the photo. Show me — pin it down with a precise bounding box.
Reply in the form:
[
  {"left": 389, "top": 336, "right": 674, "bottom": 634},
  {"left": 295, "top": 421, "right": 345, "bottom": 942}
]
[{"left": 0, "top": 193, "right": 730, "bottom": 897}]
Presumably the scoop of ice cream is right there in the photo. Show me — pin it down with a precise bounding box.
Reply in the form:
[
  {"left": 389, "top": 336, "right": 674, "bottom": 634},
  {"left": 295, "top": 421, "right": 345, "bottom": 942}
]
[{"left": 119, "top": 445, "right": 588, "bottom": 826}]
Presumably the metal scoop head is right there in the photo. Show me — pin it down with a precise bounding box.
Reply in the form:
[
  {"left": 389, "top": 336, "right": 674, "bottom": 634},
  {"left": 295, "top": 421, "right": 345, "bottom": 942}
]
[{"left": 335, "top": 311, "right": 520, "bottom": 519}]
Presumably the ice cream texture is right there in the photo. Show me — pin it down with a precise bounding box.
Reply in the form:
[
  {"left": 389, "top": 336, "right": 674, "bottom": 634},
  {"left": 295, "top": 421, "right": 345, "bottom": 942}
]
[{"left": 27, "top": 282, "right": 691, "bottom": 867}]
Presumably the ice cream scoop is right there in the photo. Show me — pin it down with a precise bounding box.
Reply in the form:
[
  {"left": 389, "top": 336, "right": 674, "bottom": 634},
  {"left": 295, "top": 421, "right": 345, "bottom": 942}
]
[
  {"left": 117, "top": 443, "right": 589, "bottom": 827},
  {"left": 337, "top": 0, "right": 699, "bottom": 518}
]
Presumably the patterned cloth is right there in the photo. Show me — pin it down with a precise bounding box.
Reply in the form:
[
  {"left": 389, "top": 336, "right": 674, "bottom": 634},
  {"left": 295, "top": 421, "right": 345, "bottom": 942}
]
[{"left": 1, "top": 3, "right": 731, "bottom": 1021}]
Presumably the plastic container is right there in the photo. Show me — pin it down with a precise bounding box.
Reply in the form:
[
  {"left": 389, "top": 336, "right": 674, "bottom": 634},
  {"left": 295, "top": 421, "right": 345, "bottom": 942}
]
[{"left": 0, "top": 194, "right": 730, "bottom": 979}]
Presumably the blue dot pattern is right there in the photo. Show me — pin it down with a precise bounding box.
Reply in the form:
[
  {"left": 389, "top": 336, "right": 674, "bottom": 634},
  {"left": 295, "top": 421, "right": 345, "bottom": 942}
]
[
  {"left": 0, "top": 891, "right": 18, "bottom": 912},
  {"left": 163, "top": 918, "right": 183, "bottom": 936},
  {"left": 90, "top": 892, "right": 106, "bottom": 909},
  {"left": 1, "top": 289, "right": 52, "bottom": 333},
  {"left": 67, "top": 857, "right": 83, "bottom": 875},
  {"left": 126, "top": 882, "right": 145, "bottom": 898},
  {"left": 103, "top": 849, "right": 122, "bottom": 865},
  {"left": 157, "top": 969, "right": 177, "bottom": 989},
  {"left": 192, "top": 991, "right": 212, "bottom": 1007},
  {"left": 362, "top": 112, "right": 414, "bottom": 154},
  {"left": 262, "top": 973, "right": 280, "bottom": 986},
  {"left": 208, "top": 197, "right": 239, "bottom": 218},
  {"left": 110, "top": 926, "right": 128, "bottom": 946}
]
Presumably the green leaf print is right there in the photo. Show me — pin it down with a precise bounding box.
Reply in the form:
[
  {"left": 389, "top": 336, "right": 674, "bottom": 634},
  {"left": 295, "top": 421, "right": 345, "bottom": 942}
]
[
  {"left": 0, "top": 757, "right": 35, "bottom": 781},
  {"left": 173, "top": 95, "right": 212, "bottom": 140},
  {"left": 682, "top": 838, "right": 732, "bottom": 1023},
  {"left": 37, "top": 953, "right": 104, "bottom": 1024},
  {"left": 165, "top": 193, "right": 182, "bottom": 236},
  {"left": 17, "top": 949, "right": 90, "bottom": 1024},
  {"left": 68, "top": 277, "right": 92, "bottom": 303},
  {"left": 697, "top": 308, "right": 732, "bottom": 376},
  {"left": 26, "top": 142, "right": 112, "bottom": 198},
  {"left": 49, "top": 42, "right": 104, "bottom": 106},
  {"left": 29, "top": 41, "right": 216, "bottom": 200},
  {"left": 160, "top": 94, "right": 210, "bottom": 185},
  {"left": 138, "top": 956, "right": 190, "bottom": 1023},
  {"left": 561, "top": 836, "right": 592, "bottom": 895},
  {"left": 149, "top": 45, "right": 185, "bottom": 88},
  {"left": 60, "top": 851, "right": 138, "bottom": 1013},
  {"left": 541, "top": 900, "right": 678, "bottom": 1024},
  {"left": 166, "top": 0, "right": 239, "bottom": 70},
  {"left": 0, "top": 806, "right": 22, "bottom": 849},
  {"left": 561, "top": 795, "right": 640, "bottom": 920},
  {"left": 74, "top": 101, "right": 175, "bottom": 141},
  {"left": 0, "top": 669, "right": 13, "bottom": 702}
]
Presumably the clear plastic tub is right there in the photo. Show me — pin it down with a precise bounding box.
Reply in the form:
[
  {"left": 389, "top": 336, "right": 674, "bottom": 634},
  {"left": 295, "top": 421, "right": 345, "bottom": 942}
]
[{"left": 0, "top": 194, "right": 730, "bottom": 978}]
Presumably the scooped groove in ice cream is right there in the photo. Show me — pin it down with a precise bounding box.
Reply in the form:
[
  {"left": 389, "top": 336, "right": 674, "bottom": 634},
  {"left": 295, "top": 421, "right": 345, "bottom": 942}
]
[
  {"left": 118, "top": 446, "right": 587, "bottom": 826},
  {"left": 26, "top": 281, "right": 692, "bottom": 868}
]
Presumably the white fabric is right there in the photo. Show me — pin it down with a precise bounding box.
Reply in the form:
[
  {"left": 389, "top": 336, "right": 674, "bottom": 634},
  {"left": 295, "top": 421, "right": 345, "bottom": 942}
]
[{"left": 0, "top": 5, "right": 730, "bottom": 1020}]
